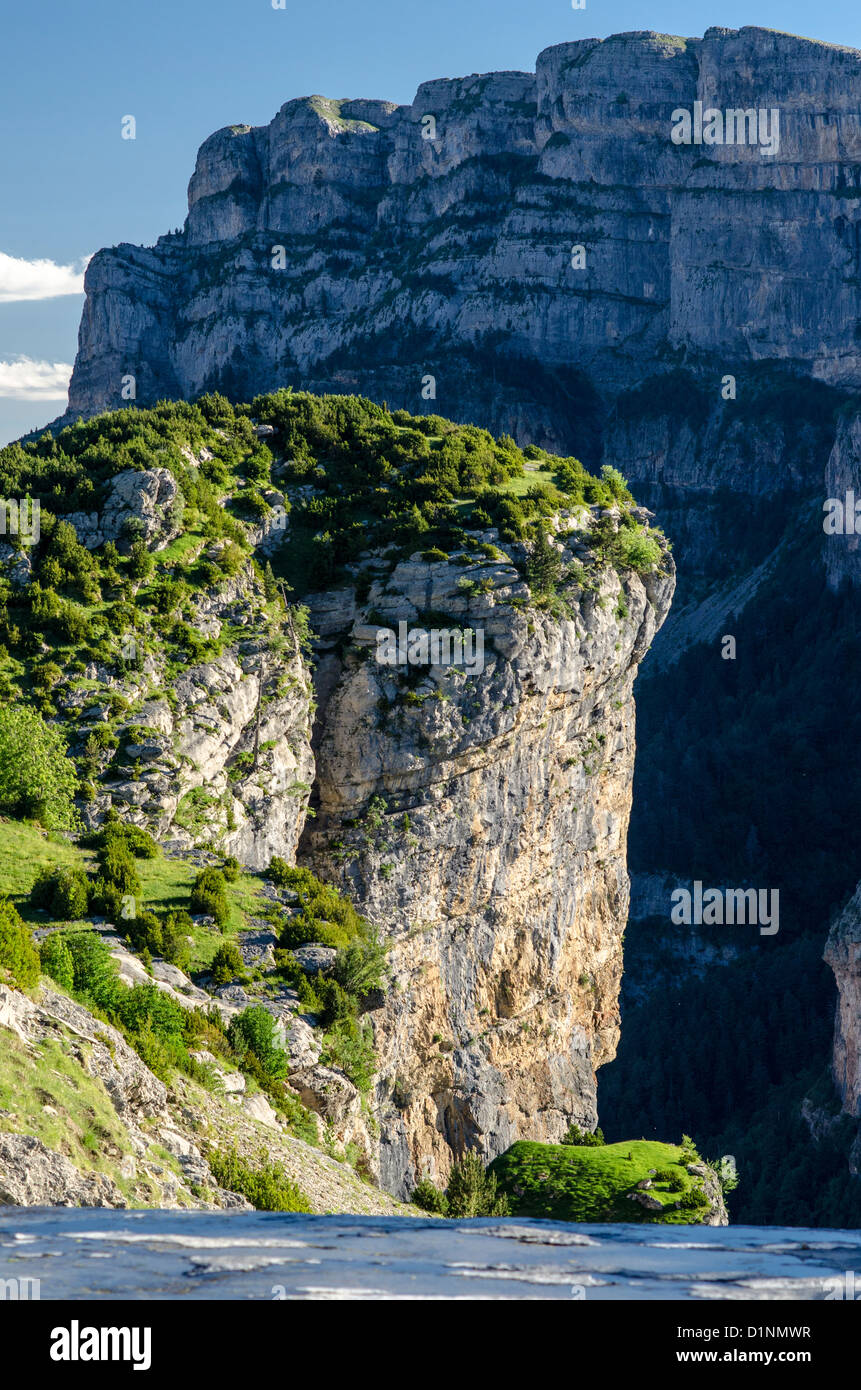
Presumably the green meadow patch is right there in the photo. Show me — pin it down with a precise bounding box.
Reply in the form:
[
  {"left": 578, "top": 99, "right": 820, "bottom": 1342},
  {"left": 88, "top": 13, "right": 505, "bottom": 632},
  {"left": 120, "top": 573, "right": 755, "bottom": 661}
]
[{"left": 489, "top": 1138, "right": 713, "bottom": 1224}]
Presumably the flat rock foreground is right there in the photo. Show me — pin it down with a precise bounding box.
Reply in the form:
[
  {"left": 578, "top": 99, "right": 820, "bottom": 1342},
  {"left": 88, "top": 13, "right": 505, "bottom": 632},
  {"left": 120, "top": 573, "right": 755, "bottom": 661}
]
[{"left": 1, "top": 1211, "right": 859, "bottom": 1300}]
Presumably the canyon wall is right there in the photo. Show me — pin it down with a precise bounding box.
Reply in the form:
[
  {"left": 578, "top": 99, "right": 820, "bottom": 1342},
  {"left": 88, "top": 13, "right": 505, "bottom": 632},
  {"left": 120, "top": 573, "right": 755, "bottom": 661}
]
[{"left": 300, "top": 544, "right": 673, "bottom": 1193}]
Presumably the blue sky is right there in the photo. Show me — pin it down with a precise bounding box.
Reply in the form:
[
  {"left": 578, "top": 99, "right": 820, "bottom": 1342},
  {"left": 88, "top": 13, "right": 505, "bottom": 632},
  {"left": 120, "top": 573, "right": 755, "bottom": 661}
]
[{"left": 1, "top": 0, "right": 859, "bottom": 445}]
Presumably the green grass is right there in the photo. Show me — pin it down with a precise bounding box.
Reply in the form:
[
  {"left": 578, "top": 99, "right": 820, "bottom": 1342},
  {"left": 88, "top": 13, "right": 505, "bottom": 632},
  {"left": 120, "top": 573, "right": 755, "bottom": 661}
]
[
  {"left": 489, "top": 1139, "right": 712, "bottom": 1224},
  {"left": 0, "top": 817, "right": 268, "bottom": 968},
  {"left": 0, "top": 1028, "right": 166, "bottom": 1204},
  {"left": 0, "top": 818, "right": 91, "bottom": 906},
  {"left": 154, "top": 525, "right": 205, "bottom": 569},
  {"left": 501, "top": 466, "right": 559, "bottom": 497},
  {"left": 136, "top": 856, "right": 265, "bottom": 967}
]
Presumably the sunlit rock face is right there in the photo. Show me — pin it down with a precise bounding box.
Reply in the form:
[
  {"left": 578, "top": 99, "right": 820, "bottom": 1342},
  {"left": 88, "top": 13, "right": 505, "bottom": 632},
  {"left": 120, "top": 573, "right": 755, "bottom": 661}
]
[{"left": 299, "top": 547, "right": 673, "bottom": 1196}]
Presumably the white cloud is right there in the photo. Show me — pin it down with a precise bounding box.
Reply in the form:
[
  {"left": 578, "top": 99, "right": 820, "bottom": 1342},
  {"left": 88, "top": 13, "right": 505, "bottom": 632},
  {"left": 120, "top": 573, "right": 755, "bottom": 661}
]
[
  {"left": 0, "top": 357, "right": 72, "bottom": 400},
  {"left": 0, "top": 250, "right": 90, "bottom": 303}
]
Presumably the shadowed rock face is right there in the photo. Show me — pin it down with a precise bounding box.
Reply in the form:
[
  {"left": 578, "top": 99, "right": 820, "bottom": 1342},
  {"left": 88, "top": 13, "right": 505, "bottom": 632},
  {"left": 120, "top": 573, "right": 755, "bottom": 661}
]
[
  {"left": 825, "top": 884, "right": 861, "bottom": 1118},
  {"left": 300, "top": 546, "right": 674, "bottom": 1196}
]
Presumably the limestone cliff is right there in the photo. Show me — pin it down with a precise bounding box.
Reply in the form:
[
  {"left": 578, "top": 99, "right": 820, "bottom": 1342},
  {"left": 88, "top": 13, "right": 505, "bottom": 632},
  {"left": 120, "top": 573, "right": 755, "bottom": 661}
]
[
  {"left": 0, "top": 390, "right": 673, "bottom": 1202},
  {"left": 300, "top": 542, "right": 672, "bottom": 1194},
  {"left": 66, "top": 28, "right": 861, "bottom": 427},
  {"left": 60, "top": 23, "right": 861, "bottom": 645}
]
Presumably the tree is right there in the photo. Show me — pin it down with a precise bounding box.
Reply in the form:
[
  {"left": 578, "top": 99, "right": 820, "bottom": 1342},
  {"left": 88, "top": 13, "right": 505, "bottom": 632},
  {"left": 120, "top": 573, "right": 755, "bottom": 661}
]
[
  {"left": 39, "top": 933, "right": 74, "bottom": 990},
  {"left": 524, "top": 526, "right": 562, "bottom": 598},
  {"left": 263, "top": 561, "right": 279, "bottom": 603},
  {"left": 446, "top": 1153, "right": 510, "bottom": 1216},
  {"left": 211, "top": 941, "right": 243, "bottom": 987},
  {"left": 0, "top": 898, "right": 40, "bottom": 989},
  {"left": 415, "top": 1153, "right": 511, "bottom": 1218},
  {"left": 0, "top": 704, "right": 78, "bottom": 830}
]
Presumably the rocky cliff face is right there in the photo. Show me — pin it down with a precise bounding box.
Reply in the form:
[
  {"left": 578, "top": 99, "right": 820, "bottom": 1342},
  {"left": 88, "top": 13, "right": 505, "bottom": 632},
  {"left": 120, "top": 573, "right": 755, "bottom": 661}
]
[
  {"left": 300, "top": 543, "right": 672, "bottom": 1194},
  {"left": 62, "top": 24, "right": 861, "bottom": 639},
  {"left": 825, "top": 884, "right": 861, "bottom": 1118},
  {"left": 49, "top": 463, "right": 316, "bottom": 870},
  {"left": 67, "top": 27, "right": 861, "bottom": 420},
  {"left": 0, "top": 386, "right": 674, "bottom": 1202}
]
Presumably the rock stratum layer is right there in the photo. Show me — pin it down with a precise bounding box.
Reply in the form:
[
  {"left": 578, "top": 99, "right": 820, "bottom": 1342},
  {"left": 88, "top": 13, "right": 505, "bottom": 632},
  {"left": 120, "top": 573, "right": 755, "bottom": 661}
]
[{"left": 68, "top": 26, "right": 861, "bottom": 419}]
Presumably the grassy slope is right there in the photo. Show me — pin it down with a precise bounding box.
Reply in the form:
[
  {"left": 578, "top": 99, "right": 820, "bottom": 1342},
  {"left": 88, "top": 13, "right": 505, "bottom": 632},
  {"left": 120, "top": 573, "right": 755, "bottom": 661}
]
[
  {"left": 0, "top": 1026, "right": 169, "bottom": 1206},
  {"left": 489, "top": 1139, "right": 712, "bottom": 1224},
  {"left": 0, "top": 819, "right": 91, "bottom": 902},
  {"left": 0, "top": 816, "right": 265, "bottom": 970}
]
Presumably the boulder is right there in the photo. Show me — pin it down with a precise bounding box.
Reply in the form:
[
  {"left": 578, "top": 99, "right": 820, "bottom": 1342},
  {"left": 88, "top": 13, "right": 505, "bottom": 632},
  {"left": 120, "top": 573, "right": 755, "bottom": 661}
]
[
  {"left": 243, "top": 1093, "right": 279, "bottom": 1128},
  {"left": 292, "top": 944, "right": 337, "bottom": 976},
  {"left": 66, "top": 468, "right": 182, "bottom": 554},
  {"left": 288, "top": 1065, "right": 361, "bottom": 1125},
  {"left": 0, "top": 1133, "right": 126, "bottom": 1208}
]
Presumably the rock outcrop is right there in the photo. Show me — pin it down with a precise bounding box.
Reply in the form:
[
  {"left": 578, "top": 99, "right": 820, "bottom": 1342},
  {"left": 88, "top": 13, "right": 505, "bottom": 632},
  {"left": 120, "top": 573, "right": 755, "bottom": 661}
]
[
  {"left": 300, "top": 539, "right": 673, "bottom": 1194},
  {"left": 825, "top": 883, "right": 861, "bottom": 1117},
  {"left": 66, "top": 550, "right": 315, "bottom": 870},
  {"left": 66, "top": 468, "right": 182, "bottom": 554},
  {"left": 0, "top": 983, "right": 416, "bottom": 1215}
]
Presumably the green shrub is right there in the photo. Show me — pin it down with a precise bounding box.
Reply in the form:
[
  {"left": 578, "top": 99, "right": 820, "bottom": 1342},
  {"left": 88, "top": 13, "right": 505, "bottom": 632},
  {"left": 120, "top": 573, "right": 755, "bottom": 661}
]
[
  {"left": 88, "top": 877, "right": 125, "bottom": 921},
  {"left": 211, "top": 941, "right": 244, "bottom": 987},
  {"left": 412, "top": 1178, "right": 450, "bottom": 1215},
  {"left": 63, "top": 930, "right": 118, "bottom": 1000},
  {"left": 267, "top": 856, "right": 293, "bottom": 887},
  {"left": 97, "top": 841, "right": 141, "bottom": 896},
  {"left": 161, "top": 914, "right": 192, "bottom": 972},
  {"left": 117, "top": 982, "right": 186, "bottom": 1041},
  {"left": 321, "top": 1015, "right": 376, "bottom": 1093},
  {"left": 613, "top": 525, "right": 663, "bottom": 573},
  {"left": 561, "top": 1123, "right": 606, "bottom": 1147},
  {"left": 125, "top": 910, "right": 163, "bottom": 956},
  {"left": 222, "top": 856, "right": 240, "bottom": 883},
  {"left": 524, "top": 526, "right": 563, "bottom": 598},
  {"left": 600, "top": 464, "right": 633, "bottom": 503},
  {"left": 39, "top": 933, "right": 75, "bottom": 990},
  {"left": 332, "top": 929, "right": 387, "bottom": 1000},
  {"left": 29, "top": 865, "right": 90, "bottom": 920},
  {"left": 228, "top": 1005, "right": 287, "bottom": 1079},
  {"left": 0, "top": 898, "right": 40, "bottom": 989},
  {"left": 95, "top": 822, "right": 159, "bottom": 859},
  {"left": 677, "top": 1187, "right": 707, "bottom": 1210},
  {"left": 444, "top": 1153, "right": 510, "bottom": 1218},
  {"left": 189, "top": 867, "right": 229, "bottom": 927},
  {"left": 206, "top": 1146, "right": 311, "bottom": 1212},
  {"left": 315, "top": 976, "right": 354, "bottom": 1029},
  {"left": 0, "top": 704, "right": 79, "bottom": 830},
  {"left": 275, "top": 865, "right": 367, "bottom": 950}
]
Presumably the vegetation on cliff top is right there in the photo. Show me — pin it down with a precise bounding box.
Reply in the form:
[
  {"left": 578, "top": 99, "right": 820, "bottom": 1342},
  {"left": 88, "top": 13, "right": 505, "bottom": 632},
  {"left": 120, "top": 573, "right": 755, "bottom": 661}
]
[{"left": 488, "top": 1137, "right": 720, "bottom": 1224}]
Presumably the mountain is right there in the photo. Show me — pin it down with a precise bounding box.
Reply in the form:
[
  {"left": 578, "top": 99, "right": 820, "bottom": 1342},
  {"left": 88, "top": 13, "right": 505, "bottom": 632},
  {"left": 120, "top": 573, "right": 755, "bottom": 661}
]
[
  {"left": 0, "top": 391, "right": 672, "bottom": 1200},
  {"left": 52, "top": 25, "right": 861, "bottom": 1220}
]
